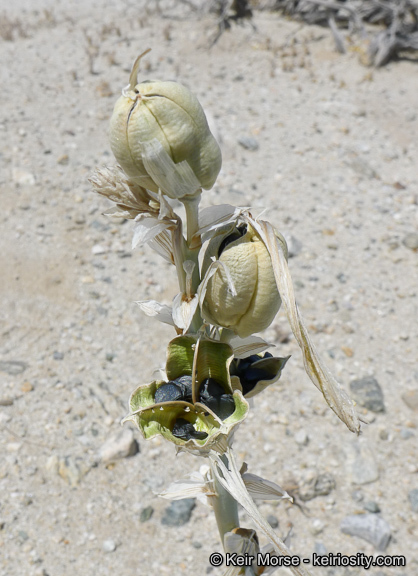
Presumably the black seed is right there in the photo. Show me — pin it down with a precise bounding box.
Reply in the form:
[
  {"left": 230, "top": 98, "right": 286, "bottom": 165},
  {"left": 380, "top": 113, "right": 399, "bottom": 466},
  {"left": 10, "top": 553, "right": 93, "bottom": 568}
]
[
  {"left": 231, "top": 353, "right": 273, "bottom": 395},
  {"left": 154, "top": 383, "right": 184, "bottom": 404},
  {"left": 218, "top": 224, "right": 248, "bottom": 256},
  {"left": 172, "top": 418, "right": 208, "bottom": 441},
  {"left": 173, "top": 375, "right": 193, "bottom": 400},
  {"left": 199, "top": 378, "right": 235, "bottom": 420}
]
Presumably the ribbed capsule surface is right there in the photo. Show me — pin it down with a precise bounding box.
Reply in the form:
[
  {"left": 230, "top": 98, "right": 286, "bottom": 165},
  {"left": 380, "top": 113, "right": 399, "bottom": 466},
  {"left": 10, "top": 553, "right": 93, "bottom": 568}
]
[
  {"left": 109, "top": 64, "right": 222, "bottom": 192},
  {"left": 202, "top": 226, "right": 282, "bottom": 338}
]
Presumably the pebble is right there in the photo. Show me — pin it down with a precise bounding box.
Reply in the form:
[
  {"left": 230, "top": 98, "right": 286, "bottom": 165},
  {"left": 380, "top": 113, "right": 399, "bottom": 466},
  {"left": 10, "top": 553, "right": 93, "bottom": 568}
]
[
  {"left": 363, "top": 500, "right": 381, "bottom": 513},
  {"left": 102, "top": 539, "right": 117, "bottom": 553},
  {"left": 400, "top": 427, "right": 414, "bottom": 440},
  {"left": 349, "top": 376, "right": 385, "bottom": 413},
  {"left": 53, "top": 351, "right": 64, "bottom": 360},
  {"left": 21, "top": 381, "right": 33, "bottom": 393},
  {"left": 0, "top": 398, "right": 14, "bottom": 407},
  {"left": 237, "top": 136, "right": 259, "bottom": 151},
  {"left": 46, "top": 455, "right": 91, "bottom": 487},
  {"left": 310, "top": 519, "right": 325, "bottom": 535},
  {"left": 299, "top": 472, "right": 336, "bottom": 501},
  {"left": 402, "top": 232, "right": 418, "bottom": 250},
  {"left": 267, "top": 514, "right": 279, "bottom": 529},
  {"left": 99, "top": 428, "right": 139, "bottom": 464},
  {"left": 408, "top": 489, "right": 418, "bottom": 513},
  {"left": 294, "top": 429, "right": 309, "bottom": 446},
  {"left": 161, "top": 498, "right": 196, "bottom": 526},
  {"left": 314, "top": 542, "right": 327, "bottom": 556},
  {"left": 140, "top": 506, "right": 154, "bottom": 523},
  {"left": 192, "top": 541, "right": 202, "bottom": 549},
  {"left": 401, "top": 389, "right": 418, "bottom": 411},
  {"left": 340, "top": 513, "right": 391, "bottom": 551},
  {"left": 346, "top": 443, "right": 379, "bottom": 485},
  {"left": 0, "top": 360, "right": 28, "bottom": 375}
]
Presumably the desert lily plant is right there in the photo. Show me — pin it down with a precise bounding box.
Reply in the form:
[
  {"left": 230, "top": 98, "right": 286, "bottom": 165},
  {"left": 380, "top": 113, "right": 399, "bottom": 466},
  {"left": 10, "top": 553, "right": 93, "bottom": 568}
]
[{"left": 90, "top": 50, "right": 361, "bottom": 576}]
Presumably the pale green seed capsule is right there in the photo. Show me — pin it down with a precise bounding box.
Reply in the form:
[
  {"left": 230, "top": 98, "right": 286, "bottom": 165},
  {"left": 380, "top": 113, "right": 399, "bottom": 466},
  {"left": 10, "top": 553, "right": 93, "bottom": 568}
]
[
  {"left": 109, "top": 51, "right": 222, "bottom": 193},
  {"left": 202, "top": 225, "right": 282, "bottom": 338}
]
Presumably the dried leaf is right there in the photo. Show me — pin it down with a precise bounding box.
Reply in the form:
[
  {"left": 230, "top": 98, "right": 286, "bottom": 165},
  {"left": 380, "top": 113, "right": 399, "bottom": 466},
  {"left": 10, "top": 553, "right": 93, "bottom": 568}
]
[{"left": 247, "top": 215, "right": 360, "bottom": 434}]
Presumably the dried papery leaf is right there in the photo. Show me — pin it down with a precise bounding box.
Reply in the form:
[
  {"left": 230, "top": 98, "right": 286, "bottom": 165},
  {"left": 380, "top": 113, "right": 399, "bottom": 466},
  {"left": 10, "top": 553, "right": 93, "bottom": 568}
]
[
  {"left": 172, "top": 293, "right": 199, "bottom": 332},
  {"left": 158, "top": 470, "right": 216, "bottom": 505},
  {"left": 141, "top": 139, "right": 202, "bottom": 199},
  {"left": 132, "top": 215, "right": 174, "bottom": 250},
  {"left": 135, "top": 300, "right": 174, "bottom": 326},
  {"left": 192, "top": 205, "right": 247, "bottom": 248},
  {"left": 228, "top": 335, "right": 273, "bottom": 359},
  {"left": 246, "top": 215, "right": 360, "bottom": 434},
  {"left": 148, "top": 229, "right": 174, "bottom": 263},
  {"left": 210, "top": 448, "right": 313, "bottom": 576},
  {"left": 242, "top": 473, "right": 291, "bottom": 502}
]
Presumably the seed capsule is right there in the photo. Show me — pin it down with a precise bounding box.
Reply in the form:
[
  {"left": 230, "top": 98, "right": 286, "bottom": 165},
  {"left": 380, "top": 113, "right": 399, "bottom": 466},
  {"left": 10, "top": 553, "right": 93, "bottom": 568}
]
[
  {"left": 202, "top": 225, "right": 282, "bottom": 338},
  {"left": 109, "top": 51, "right": 222, "bottom": 194}
]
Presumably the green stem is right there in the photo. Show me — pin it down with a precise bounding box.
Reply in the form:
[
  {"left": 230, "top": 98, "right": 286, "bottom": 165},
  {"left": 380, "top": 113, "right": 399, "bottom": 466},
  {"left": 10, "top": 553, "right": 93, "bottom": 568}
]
[
  {"left": 182, "top": 192, "right": 201, "bottom": 247},
  {"left": 210, "top": 454, "right": 240, "bottom": 549}
]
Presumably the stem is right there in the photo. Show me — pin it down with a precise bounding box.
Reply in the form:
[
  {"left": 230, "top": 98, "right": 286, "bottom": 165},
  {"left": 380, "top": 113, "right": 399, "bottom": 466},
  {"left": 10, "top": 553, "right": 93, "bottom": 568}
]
[
  {"left": 182, "top": 192, "right": 201, "bottom": 246},
  {"left": 210, "top": 455, "right": 240, "bottom": 548},
  {"left": 172, "top": 220, "right": 187, "bottom": 293}
]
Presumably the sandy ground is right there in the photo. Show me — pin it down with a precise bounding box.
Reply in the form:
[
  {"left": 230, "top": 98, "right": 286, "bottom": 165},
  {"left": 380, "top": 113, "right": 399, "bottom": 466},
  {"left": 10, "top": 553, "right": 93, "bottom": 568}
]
[{"left": 1, "top": 1, "right": 417, "bottom": 575}]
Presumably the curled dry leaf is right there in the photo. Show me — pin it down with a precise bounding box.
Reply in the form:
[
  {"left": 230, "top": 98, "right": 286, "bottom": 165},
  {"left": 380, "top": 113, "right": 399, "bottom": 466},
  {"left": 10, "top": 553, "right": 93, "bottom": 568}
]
[{"left": 245, "top": 214, "right": 360, "bottom": 435}]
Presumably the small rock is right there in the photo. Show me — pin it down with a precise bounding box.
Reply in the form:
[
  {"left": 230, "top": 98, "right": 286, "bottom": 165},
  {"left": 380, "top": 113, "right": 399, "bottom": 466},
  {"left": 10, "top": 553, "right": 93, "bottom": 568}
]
[
  {"left": 402, "top": 389, "right": 418, "bottom": 411},
  {"left": 408, "top": 489, "right": 418, "bottom": 512},
  {"left": 0, "top": 360, "right": 28, "bottom": 375},
  {"left": 400, "top": 427, "right": 414, "bottom": 440},
  {"left": 299, "top": 473, "right": 336, "bottom": 501},
  {"left": 0, "top": 398, "right": 14, "bottom": 407},
  {"left": 102, "top": 539, "right": 117, "bottom": 553},
  {"left": 346, "top": 443, "right": 379, "bottom": 485},
  {"left": 18, "top": 530, "right": 29, "bottom": 543},
  {"left": 314, "top": 542, "right": 327, "bottom": 556},
  {"left": 161, "top": 498, "right": 196, "bottom": 526},
  {"left": 340, "top": 514, "right": 391, "bottom": 551},
  {"left": 363, "top": 501, "right": 380, "bottom": 513},
  {"left": 57, "top": 154, "right": 69, "bottom": 165},
  {"left": 12, "top": 169, "right": 36, "bottom": 185},
  {"left": 402, "top": 233, "right": 418, "bottom": 250},
  {"left": 192, "top": 541, "right": 202, "bottom": 549},
  {"left": 92, "top": 244, "right": 108, "bottom": 255},
  {"left": 349, "top": 376, "right": 385, "bottom": 413},
  {"left": 53, "top": 351, "right": 64, "bottom": 360},
  {"left": 294, "top": 430, "right": 309, "bottom": 446},
  {"left": 21, "top": 381, "right": 33, "bottom": 393},
  {"left": 310, "top": 519, "right": 325, "bottom": 535},
  {"left": 284, "top": 234, "right": 302, "bottom": 258},
  {"left": 267, "top": 514, "right": 279, "bottom": 529},
  {"left": 140, "top": 506, "right": 154, "bottom": 523},
  {"left": 351, "top": 490, "right": 363, "bottom": 502},
  {"left": 99, "top": 428, "right": 139, "bottom": 464},
  {"left": 237, "top": 136, "right": 259, "bottom": 151},
  {"left": 49, "top": 456, "right": 91, "bottom": 487}
]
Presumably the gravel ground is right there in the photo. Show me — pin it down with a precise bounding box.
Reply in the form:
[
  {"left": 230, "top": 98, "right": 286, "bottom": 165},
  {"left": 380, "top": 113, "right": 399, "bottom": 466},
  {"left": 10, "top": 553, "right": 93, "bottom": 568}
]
[{"left": 1, "top": 2, "right": 417, "bottom": 576}]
